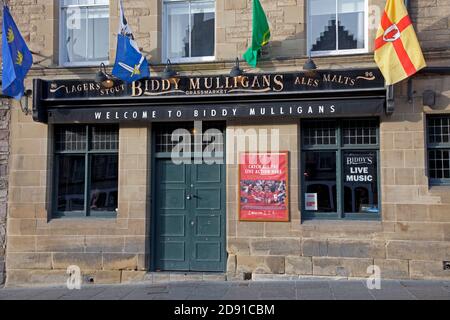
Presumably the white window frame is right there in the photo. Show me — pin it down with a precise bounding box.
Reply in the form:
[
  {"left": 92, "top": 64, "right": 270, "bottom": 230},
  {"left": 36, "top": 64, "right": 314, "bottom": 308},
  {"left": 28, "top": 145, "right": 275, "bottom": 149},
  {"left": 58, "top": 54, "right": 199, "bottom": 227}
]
[
  {"left": 307, "top": 0, "right": 369, "bottom": 57},
  {"left": 162, "top": 0, "right": 216, "bottom": 64},
  {"left": 59, "top": 1, "right": 110, "bottom": 67}
]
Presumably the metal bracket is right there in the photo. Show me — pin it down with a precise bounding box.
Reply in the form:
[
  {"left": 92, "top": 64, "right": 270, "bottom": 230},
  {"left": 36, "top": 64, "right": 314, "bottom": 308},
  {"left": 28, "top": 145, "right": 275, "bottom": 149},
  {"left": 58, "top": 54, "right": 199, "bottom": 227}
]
[
  {"left": 407, "top": 77, "right": 413, "bottom": 104},
  {"left": 386, "top": 85, "right": 395, "bottom": 115}
]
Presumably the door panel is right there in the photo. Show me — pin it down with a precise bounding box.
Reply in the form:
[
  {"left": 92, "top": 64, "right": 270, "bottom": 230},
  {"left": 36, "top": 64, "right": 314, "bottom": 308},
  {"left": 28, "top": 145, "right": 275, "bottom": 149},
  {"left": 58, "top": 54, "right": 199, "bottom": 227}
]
[
  {"left": 189, "top": 163, "right": 226, "bottom": 271},
  {"left": 195, "top": 215, "right": 221, "bottom": 237},
  {"left": 155, "top": 160, "right": 190, "bottom": 271},
  {"left": 194, "top": 242, "right": 222, "bottom": 262}
]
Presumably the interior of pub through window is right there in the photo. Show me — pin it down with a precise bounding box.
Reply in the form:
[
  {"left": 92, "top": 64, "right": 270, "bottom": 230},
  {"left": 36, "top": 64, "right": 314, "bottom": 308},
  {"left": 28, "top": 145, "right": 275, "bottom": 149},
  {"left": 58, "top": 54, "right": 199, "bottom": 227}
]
[
  {"left": 308, "top": 0, "right": 369, "bottom": 56},
  {"left": 163, "top": 0, "right": 216, "bottom": 63},
  {"left": 59, "top": 0, "right": 110, "bottom": 66}
]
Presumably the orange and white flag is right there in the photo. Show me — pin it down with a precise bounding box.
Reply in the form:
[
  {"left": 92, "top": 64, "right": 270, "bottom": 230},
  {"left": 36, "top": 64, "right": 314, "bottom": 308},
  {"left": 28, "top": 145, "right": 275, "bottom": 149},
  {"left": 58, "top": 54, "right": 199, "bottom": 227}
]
[{"left": 374, "top": 0, "right": 426, "bottom": 85}]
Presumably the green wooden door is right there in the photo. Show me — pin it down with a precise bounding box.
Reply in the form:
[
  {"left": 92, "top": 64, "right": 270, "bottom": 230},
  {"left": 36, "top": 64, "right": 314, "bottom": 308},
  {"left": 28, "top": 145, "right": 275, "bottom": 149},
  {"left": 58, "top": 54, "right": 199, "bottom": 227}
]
[{"left": 154, "top": 160, "right": 226, "bottom": 272}]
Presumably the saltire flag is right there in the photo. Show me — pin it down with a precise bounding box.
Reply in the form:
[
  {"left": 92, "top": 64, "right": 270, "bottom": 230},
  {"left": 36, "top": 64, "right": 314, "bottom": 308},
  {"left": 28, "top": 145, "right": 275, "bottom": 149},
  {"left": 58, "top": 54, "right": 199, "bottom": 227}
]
[
  {"left": 243, "top": 0, "right": 271, "bottom": 68},
  {"left": 374, "top": 0, "right": 426, "bottom": 85},
  {"left": 1, "top": 5, "right": 33, "bottom": 100},
  {"left": 112, "top": 0, "right": 149, "bottom": 82}
]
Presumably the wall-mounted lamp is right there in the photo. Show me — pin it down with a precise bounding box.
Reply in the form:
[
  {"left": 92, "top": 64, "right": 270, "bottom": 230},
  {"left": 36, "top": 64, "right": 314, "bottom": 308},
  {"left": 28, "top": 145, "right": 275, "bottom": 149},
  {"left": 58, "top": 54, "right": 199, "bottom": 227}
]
[
  {"left": 162, "top": 59, "right": 178, "bottom": 83},
  {"left": 230, "top": 58, "right": 244, "bottom": 79},
  {"left": 95, "top": 63, "right": 115, "bottom": 88},
  {"left": 303, "top": 55, "right": 317, "bottom": 72},
  {"left": 423, "top": 90, "right": 436, "bottom": 108},
  {"left": 20, "top": 89, "right": 33, "bottom": 115}
]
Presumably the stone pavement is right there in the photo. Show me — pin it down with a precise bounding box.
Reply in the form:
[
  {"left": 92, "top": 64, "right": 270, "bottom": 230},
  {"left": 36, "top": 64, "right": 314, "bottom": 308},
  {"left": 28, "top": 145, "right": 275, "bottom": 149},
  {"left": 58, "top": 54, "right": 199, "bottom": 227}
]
[{"left": 0, "top": 279, "right": 449, "bottom": 300}]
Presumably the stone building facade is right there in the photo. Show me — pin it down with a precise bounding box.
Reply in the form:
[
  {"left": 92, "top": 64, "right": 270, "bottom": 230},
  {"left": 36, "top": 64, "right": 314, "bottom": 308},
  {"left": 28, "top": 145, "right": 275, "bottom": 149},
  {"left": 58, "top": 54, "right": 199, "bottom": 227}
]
[
  {"left": 1, "top": 0, "right": 450, "bottom": 286},
  {"left": 0, "top": 99, "right": 10, "bottom": 286}
]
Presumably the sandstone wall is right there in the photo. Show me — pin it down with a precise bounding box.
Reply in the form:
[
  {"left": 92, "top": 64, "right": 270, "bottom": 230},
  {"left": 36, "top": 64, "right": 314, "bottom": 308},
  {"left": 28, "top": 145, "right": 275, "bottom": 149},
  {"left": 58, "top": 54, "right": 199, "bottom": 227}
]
[
  {"left": 2, "top": 0, "right": 450, "bottom": 285},
  {"left": 0, "top": 99, "right": 10, "bottom": 286}
]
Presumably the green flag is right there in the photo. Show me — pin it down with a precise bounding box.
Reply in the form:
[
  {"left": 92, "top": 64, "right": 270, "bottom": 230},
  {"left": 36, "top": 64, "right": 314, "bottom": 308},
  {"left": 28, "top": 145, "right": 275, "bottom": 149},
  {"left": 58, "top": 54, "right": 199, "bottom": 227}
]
[{"left": 243, "top": 0, "right": 270, "bottom": 68}]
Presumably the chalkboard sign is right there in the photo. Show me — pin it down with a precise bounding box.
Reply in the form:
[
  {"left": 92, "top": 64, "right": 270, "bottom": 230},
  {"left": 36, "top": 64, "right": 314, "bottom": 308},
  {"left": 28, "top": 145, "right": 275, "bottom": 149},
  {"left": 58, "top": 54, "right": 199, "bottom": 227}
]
[{"left": 344, "top": 152, "right": 376, "bottom": 183}]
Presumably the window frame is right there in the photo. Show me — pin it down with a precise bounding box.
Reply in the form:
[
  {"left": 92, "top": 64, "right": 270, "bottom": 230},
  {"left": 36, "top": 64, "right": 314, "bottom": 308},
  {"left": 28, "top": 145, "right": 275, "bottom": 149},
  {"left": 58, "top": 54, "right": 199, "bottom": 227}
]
[
  {"left": 162, "top": 0, "right": 216, "bottom": 64},
  {"left": 59, "top": 1, "right": 110, "bottom": 67},
  {"left": 426, "top": 115, "right": 450, "bottom": 186},
  {"left": 300, "top": 118, "right": 381, "bottom": 221},
  {"left": 52, "top": 125, "right": 119, "bottom": 218},
  {"left": 307, "top": 0, "right": 369, "bottom": 57}
]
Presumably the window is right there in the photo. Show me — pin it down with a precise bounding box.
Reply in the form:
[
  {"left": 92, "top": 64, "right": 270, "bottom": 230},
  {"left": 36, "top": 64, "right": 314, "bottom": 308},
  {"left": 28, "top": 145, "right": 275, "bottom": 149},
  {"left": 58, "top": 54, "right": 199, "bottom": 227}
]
[
  {"left": 163, "top": 0, "right": 215, "bottom": 63},
  {"left": 427, "top": 115, "right": 450, "bottom": 185},
  {"left": 154, "top": 122, "right": 224, "bottom": 156},
  {"left": 60, "top": 0, "right": 109, "bottom": 66},
  {"left": 301, "top": 118, "right": 379, "bottom": 220},
  {"left": 54, "top": 125, "right": 119, "bottom": 217},
  {"left": 308, "top": 0, "right": 368, "bottom": 56}
]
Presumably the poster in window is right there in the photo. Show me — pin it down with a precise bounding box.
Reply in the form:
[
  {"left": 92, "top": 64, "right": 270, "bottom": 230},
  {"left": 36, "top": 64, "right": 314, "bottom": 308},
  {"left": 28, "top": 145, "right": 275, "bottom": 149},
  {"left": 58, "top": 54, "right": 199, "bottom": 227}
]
[
  {"left": 343, "top": 152, "right": 376, "bottom": 183},
  {"left": 239, "top": 152, "right": 289, "bottom": 222},
  {"left": 305, "top": 193, "right": 318, "bottom": 211}
]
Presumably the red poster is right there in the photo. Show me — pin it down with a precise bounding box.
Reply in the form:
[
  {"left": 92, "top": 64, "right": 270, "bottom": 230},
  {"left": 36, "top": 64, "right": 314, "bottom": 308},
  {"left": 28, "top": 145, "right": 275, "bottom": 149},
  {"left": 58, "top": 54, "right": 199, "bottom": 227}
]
[{"left": 239, "top": 152, "right": 289, "bottom": 222}]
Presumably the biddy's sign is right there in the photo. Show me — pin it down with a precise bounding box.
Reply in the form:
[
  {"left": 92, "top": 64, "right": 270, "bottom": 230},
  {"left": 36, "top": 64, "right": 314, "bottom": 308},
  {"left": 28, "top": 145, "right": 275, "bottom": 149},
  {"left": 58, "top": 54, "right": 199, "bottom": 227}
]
[
  {"left": 41, "top": 68, "right": 384, "bottom": 100},
  {"left": 344, "top": 152, "right": 376, "bottom": 183}
]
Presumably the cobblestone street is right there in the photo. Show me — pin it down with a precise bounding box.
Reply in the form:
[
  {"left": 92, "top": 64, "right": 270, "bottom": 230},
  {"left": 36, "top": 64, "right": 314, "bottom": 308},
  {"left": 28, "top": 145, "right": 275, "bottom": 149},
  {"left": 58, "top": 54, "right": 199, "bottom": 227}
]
[{"left": 0, "top": 279, "right": 449, "bottom": 300}]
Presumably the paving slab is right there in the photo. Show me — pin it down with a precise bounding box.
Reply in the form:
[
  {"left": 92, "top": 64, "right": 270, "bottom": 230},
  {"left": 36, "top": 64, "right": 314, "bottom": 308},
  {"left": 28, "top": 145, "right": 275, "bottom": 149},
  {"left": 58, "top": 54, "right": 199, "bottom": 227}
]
[{"left": 0, "top": 279, "right": 449, "bottom": 300}]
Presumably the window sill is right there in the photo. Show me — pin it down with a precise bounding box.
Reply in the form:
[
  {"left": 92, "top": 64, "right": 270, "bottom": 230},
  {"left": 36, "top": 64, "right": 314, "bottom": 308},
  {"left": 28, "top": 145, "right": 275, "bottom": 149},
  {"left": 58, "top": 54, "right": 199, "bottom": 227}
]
[
  {"left": 300, "top": 219, "right": 384, "bottom": 232},
  {"left": 47, "top": 216, "right": 119, "bottom": 225},
  {"left": 310, "top": 50, "right": 370, "bottom": 58},
  {"left": 52, "top": 212, "right": 118, "bottom": 219},
  {"left": 164, "top": 57, "right": 216, "bottom": 64},
  {"left": 59, "top": 61, "right": 110, "bottom": 68},
  {"left": 428, "top": 184, "right": 450, "bottom": 192}
]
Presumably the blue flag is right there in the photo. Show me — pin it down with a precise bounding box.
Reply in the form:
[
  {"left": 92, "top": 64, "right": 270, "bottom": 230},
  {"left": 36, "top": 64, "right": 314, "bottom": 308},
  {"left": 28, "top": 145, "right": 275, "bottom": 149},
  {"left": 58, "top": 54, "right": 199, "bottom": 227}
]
[
  {"left": 2, "top": 6, "right": 33, "bottom": 100},
  {"left": 112, "top": 0, "right": 149, "bottom": 82}
]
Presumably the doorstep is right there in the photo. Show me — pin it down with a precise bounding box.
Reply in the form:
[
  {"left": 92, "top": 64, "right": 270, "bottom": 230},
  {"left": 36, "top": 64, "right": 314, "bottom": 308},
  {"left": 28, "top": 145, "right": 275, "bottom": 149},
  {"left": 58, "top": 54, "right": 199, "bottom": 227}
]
[{"left": 122, "top": 271, "right": 227, "bottom": 285}]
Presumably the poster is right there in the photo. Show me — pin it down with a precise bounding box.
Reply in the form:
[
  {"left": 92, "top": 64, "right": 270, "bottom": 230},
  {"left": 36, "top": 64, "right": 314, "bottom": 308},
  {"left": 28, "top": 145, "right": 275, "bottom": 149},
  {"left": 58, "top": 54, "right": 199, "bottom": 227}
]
[
  {"left": 305, "top": 193, "right": 318, "bottom": 211},
  {"left": 239, "top": 152, "right": 289, "bottom": 222},
  {"left": 343, "top": 152, "right": 376, "bottom": 183}
]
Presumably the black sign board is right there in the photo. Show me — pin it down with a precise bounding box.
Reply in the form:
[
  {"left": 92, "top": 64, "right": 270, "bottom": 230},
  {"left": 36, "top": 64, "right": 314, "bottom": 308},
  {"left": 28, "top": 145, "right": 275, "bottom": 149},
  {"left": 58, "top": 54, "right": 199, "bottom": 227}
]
[
  {"left": 33, "top": 68, "right": 387, "bottom": 123},
  {"left": 40, "top": 68, "right": 384, "bottom": 101},
  {"left": 344, "top": 152, "right": 376, "bottom": 183},
  {"left": 47, "top": 99, "right": 385, "bottom": 123}
]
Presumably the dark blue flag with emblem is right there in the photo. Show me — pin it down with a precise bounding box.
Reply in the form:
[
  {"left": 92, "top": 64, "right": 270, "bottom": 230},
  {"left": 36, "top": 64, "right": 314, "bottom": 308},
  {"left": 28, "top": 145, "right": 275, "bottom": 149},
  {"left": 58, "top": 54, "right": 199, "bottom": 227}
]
[
  {"left": 2, "top": 5, "right": 33, "bottom": 100},
  {"left": 112, "top": 0, "right": 149, "bottom": 82}
]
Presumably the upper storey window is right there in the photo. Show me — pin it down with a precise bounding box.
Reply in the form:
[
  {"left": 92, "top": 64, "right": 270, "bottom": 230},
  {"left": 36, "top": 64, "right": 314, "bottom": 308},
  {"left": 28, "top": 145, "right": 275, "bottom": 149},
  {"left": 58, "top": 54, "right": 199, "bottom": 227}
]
[
  {"left": 60, "top": 0, "right": 109, "bottom": 66},
  {"left": 308, "top": 0, "right": 368, "bottom": 56},
  {"left": 163, "top": 0, "right": 215, "bottom": 63}
]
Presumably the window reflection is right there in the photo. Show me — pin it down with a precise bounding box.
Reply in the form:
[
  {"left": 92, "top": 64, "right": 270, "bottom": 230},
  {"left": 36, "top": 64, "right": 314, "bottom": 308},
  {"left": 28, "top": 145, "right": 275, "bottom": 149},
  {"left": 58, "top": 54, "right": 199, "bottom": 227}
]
[
  {"left": 90, "top": 155, "right": 118, "bottom": 212},
  {"left": 57, "top": 155, "right": 86, "bottom": 212},
  {"left": 165, "top": 0, "right": 215, "bottom": 59},
  {"left": 304, "top": 151, "right": 337, "bottom": 212},
  {"left": 309, "top": 0, "right": 366, "bottom": 53}
]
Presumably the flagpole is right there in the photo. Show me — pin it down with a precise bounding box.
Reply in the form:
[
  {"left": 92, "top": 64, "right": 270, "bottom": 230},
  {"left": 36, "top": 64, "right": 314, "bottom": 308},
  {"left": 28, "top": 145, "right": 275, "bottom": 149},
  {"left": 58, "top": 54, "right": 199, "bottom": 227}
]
[{"left": 405, "top": 0, "right": 413, "bottom": 104}]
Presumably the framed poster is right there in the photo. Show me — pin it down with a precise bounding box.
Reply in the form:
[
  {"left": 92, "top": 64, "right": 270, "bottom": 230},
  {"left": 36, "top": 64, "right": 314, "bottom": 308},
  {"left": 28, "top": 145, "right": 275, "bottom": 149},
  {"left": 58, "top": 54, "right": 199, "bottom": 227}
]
[{"left": 239, "top": 152, "right": 289, "bottom": 222}]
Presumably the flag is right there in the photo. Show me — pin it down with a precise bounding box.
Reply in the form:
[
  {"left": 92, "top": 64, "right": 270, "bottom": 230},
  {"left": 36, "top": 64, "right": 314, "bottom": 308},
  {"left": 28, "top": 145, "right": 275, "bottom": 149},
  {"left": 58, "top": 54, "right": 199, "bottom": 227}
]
[
  {"left": 1, "top": 5, "right": 33, "bottom": 100},
  {"left": 112, "top": 0, "right": 149, "bottom": 82},
  {"left": 374, "top": 0, "right": 426, "bottom": 85},
  {"left": 243, "top": 0, "right": 270, "bottom": 68}
]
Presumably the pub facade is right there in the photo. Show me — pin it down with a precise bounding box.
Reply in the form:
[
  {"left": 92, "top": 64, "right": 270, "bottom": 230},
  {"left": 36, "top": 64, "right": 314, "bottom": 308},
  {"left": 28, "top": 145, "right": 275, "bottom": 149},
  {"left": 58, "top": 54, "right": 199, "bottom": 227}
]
[{"left": 1, "top": 0, "right": 450, "bottom": 286}]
